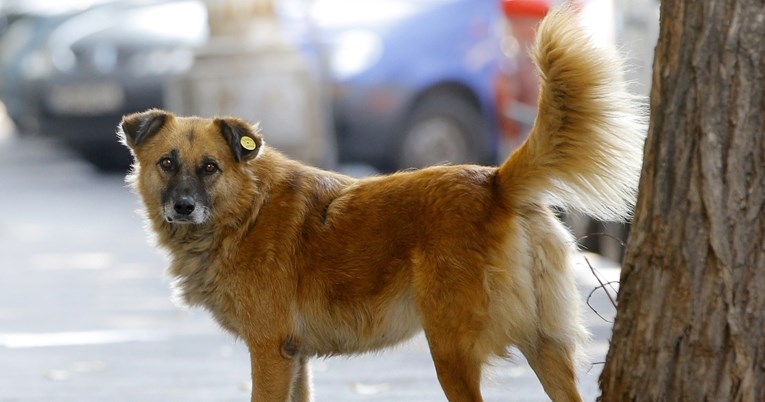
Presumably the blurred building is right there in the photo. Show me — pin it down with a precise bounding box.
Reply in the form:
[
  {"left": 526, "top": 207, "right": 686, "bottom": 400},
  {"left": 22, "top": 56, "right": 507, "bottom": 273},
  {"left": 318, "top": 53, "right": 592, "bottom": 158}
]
[{"left": 166, "top": 0, "right": 336, "bottom": 167}]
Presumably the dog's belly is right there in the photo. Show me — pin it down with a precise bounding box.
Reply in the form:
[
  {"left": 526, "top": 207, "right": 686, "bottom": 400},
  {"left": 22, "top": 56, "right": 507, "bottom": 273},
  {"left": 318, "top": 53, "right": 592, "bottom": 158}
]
[{"left": 294, "top": 292, "right": 422, "bottom": 357}]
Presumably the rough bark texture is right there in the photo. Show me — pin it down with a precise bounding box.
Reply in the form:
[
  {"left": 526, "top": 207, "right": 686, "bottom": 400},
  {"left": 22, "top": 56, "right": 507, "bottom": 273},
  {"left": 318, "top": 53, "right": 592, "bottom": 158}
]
[{"left": 599, "top": 0, "right": 765, "bottom": 401}]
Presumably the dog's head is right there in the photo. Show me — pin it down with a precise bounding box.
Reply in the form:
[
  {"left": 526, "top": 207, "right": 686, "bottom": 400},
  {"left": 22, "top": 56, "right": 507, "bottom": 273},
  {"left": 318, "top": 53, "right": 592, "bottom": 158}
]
[{"left": 119, "top": 109, "right": 263, "bottom": 226}]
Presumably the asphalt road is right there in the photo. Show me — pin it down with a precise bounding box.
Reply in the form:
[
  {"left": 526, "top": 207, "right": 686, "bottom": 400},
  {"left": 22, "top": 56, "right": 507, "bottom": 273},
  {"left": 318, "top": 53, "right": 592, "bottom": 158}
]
[{"left": 0, "top": 125, "right": 621, "bottom": 402}]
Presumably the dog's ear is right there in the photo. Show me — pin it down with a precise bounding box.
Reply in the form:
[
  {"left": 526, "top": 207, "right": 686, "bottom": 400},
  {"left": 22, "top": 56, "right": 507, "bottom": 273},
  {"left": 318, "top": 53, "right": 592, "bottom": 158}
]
[
  {"left": 215, "top": 117, "right": 263, "bottom": 162},
  {"left": 119, "top": 109, "right": 172, "bottom": 149}
]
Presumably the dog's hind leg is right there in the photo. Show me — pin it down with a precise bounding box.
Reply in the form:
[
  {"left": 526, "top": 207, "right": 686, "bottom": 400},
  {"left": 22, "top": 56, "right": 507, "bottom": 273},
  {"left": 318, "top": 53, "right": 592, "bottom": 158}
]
[
  {"left": 424, "top": 329, "right": 484, "bottom": 402},
  {"left": 519, "top": 337, "right": 582, "bottom": 402},
  {"left": 414, "top": 255, "right": 489, "bottom": 401},
  {"left": 518, "top": 211, "right": 586, "bottom": 402}
]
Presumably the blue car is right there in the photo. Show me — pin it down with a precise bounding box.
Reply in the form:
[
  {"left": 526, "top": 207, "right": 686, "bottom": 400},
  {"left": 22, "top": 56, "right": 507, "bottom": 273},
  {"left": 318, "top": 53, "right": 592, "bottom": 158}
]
[{"left": 306, "top": 0, "right": 508, "bottom": 170}]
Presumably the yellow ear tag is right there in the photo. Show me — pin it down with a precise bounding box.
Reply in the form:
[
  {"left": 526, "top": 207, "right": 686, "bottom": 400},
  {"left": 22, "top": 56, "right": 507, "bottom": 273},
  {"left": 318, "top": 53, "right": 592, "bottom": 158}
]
[{"left": 240, "top": 136, "right": 257, "bottom": 151}]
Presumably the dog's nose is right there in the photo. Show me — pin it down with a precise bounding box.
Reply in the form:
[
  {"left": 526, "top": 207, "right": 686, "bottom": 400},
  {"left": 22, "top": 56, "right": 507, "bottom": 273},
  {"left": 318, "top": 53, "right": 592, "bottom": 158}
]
[{"left": 174, "top": 197, "right": 196, "bottom": 216}]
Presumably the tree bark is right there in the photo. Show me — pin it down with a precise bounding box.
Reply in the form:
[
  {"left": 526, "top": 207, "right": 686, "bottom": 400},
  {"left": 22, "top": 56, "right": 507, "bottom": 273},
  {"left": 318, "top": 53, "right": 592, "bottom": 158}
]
[{"left": 599, "top": 0, "right": 765, "bottom": 401}]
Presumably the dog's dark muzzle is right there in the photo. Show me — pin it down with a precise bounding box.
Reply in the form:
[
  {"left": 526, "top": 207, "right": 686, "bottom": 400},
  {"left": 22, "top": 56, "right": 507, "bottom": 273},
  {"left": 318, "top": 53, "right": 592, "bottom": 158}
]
[
  {"left": 173, "top": 196, "right": 196, "bottom": 216},
  {"left": 161, "top": 170, "right": 211, "bottom": 224},
  {"left": 164, "top": 195, "right": 208, "bottom": 224}
]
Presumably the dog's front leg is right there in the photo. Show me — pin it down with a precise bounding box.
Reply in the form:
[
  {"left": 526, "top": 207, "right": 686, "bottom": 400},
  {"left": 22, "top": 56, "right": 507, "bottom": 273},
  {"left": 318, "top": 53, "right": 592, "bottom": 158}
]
[{"left": 247, "top": 340, "right": 299, "bottom": 402}]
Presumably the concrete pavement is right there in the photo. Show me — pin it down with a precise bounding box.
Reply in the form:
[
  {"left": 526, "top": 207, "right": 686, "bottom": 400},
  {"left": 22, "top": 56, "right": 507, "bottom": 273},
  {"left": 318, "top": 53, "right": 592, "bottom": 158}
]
[{"left": 0, "top": 129, "right": 620, "bottom": 401}]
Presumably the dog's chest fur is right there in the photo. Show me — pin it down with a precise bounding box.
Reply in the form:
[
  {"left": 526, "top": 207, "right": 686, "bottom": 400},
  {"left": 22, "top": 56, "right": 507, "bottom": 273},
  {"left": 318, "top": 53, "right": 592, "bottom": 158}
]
[{"left": 161, "top": 226, "right": 242, "bottom": 335}]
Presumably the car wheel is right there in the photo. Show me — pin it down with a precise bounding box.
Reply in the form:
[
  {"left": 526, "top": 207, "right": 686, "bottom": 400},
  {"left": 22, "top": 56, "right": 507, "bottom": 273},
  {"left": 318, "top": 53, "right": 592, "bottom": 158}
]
[{"left": 396, "top": 92, "right": 487, "bottom": 170}]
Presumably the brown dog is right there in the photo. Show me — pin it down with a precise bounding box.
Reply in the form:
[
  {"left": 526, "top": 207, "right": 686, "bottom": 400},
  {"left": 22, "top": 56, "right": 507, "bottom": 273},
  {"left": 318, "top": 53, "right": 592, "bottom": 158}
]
[{"left": 119, "top": 7, "right": 645, "bottom": 402}]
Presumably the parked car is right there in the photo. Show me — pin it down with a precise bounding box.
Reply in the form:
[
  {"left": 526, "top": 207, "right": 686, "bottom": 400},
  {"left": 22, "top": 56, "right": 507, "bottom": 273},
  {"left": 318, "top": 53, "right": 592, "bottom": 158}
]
[
  {"left": 0, "top": 3, "right": 98, "bottom": 134},
  {"left": 0, "top": 0, "right": 536, "bottom": 172},
  {"left": 302, "top": 0, "right": 511, "bottom": 170},
  {"left": 0, "top": 0, "right": 207, "bottom": 170}
]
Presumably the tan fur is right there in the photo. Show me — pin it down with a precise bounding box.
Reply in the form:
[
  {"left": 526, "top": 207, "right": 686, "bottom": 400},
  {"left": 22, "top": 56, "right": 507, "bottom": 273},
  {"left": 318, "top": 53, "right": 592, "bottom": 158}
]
[{"left": 119, "top": 7, "right": 645, "bottom": 402}]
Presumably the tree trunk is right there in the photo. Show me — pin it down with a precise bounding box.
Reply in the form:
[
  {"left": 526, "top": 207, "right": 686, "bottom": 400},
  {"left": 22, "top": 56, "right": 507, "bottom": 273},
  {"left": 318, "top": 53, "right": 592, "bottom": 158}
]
[{"left": 599, "top": 0, "right": 765, "bottom": 401}]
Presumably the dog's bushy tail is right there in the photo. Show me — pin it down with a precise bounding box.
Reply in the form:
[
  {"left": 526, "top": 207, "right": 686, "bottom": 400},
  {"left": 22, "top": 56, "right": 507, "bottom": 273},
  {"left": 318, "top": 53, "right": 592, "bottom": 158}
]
[{"left": 497, "top": 6, "right": 647, "bottom": 221}]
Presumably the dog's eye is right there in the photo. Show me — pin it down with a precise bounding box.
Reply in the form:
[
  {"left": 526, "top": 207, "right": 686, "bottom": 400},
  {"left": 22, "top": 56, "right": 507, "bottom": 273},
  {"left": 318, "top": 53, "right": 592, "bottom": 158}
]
[
  {"left": 202, "top": 162, "right": 219, "bottom": 175},
  {"left": 158, "top": 157, "right": 174, "bottom": 171}
]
